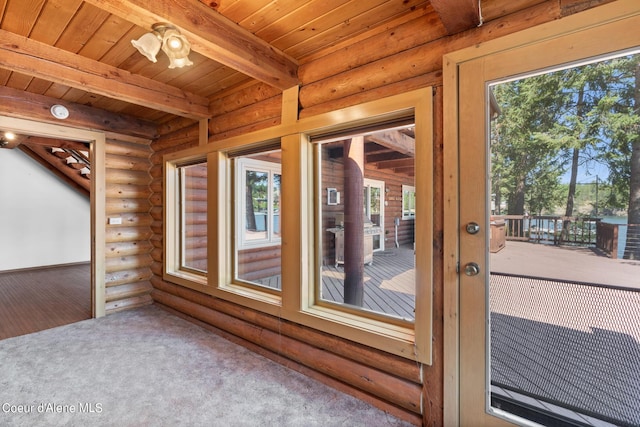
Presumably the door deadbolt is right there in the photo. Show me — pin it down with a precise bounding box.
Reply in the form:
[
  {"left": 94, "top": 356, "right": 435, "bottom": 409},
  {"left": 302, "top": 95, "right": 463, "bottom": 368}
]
[
  {"left": 466, "top": 222, "right": 481, "bottom": 234},
  {"left": 464, "top": 262, "right": 480, "bottom": 276}
]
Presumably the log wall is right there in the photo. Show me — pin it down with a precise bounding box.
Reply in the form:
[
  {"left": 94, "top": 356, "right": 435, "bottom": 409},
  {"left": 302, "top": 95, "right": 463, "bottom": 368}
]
[
  {"left": 150, "top": 1, "right": 612, "bottom": 425},
  {"left": 104, "top": 138, "right": 154, "bottom": 313}
]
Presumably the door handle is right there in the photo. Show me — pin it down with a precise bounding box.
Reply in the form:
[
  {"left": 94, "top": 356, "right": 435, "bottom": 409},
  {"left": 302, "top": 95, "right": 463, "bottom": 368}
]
[
  {"left": 466, "top": 222, "right": 481, "bottom": 234},
  {"left": 464, "top": 262, "right": 480, "bottom": 276}
]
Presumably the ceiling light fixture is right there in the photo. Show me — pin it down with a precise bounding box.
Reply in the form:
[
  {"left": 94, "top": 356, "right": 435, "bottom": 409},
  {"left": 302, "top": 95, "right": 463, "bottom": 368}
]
[
  {"left": 131, "top": 23, "right": 193, "bottom": 69},
  {"left": 0, "top": 131, "right": 16, "bottom": 147}
]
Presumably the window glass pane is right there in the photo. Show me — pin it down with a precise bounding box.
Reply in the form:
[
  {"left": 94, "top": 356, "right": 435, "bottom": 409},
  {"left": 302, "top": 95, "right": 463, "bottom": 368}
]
[
  {"left": 181, "top": 162, "right": 207, "bottom": 273},
  {"left": 317, "top": 127, "right": 416, "bottom": 321},
  {"left": 488, "top": 52, "right": 640, "bottom": 426},
  {"left": 245, "top": 170, "right": 269, "bottom": 242},
  {"left": 273, "top": 173, "right": 281, "bottom": 239},
  {"left": 234, "top": 151, "right": 282, "bottom": 291}
]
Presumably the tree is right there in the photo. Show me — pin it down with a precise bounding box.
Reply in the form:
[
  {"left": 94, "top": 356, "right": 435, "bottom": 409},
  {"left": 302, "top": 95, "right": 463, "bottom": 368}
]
[
  {"left": 597, "top": 55, "right": 640, "bottom": 259},
  {"left": 491, "top": 73, "right": 567, "bottom": 216}
]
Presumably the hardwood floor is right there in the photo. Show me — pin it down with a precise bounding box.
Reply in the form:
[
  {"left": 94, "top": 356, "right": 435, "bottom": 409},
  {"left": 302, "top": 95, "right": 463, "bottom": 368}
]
[{"left": 0, "top": 263, "right": 91, "bottom": 340}]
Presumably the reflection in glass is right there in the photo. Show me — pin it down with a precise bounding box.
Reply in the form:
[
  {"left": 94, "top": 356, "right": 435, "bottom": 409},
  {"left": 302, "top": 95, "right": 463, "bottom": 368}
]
[
  {"left": 234, "top": 151, "right": 282, "bottom": 291},
  {"left": 488, "top": 52, "right": 640, "bottom": 426},
  {"left": 316, "top": 126, "right": 416, "bottom": 321},
  {"left": 180, "top": 162, "right": 207, "bottom": 273}
]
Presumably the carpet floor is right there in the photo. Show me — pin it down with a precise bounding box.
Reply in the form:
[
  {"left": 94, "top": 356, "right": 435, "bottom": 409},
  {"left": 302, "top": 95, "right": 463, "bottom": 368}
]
[{"left": 0, "top": 305, "right": 411, "bottom": 427}]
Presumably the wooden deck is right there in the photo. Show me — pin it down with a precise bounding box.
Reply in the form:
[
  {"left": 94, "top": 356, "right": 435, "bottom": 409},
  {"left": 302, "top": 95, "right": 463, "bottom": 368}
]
[
  {"left": 320, "top": 245, "right": 415, "bottom": 320},
  {"left": 491, "top": 240, "right": 640, "bottom": 288},
  {"left": 254, "top": 245, "right": 416, "bottom": 321},
  {"left": 490, "top": 241, "right": 640, "bottom": 426}
]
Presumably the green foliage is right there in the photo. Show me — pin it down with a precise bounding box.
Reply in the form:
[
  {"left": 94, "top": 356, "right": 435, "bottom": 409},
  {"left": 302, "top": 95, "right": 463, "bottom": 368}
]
[{"left": 491, "top": 54, "right": 639, "bottom": 218}]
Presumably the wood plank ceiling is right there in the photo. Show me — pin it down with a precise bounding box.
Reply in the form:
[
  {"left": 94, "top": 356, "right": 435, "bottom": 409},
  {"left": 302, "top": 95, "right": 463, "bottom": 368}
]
[{"left": 0, "top": 0, "right": 481, "bottom": 130}]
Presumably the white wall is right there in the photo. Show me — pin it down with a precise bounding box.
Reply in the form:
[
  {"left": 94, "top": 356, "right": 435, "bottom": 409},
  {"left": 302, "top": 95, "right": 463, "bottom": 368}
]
[{"left": 0, "top": 148, "right": 90, "bottom": 270}]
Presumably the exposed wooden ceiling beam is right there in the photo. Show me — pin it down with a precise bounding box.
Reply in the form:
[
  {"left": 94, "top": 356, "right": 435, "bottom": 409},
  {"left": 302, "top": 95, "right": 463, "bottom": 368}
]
[
  {"left": 0, "top": 86, "right": 158, "bottom": 140},
  {"left": 0, "top": 30, "right": 210, "bottom": 120},
  {"left": 83, "top": 0, "right": 300, "bottom": 90},
  {"left": 375, "top": 158, "right": 414, "bottom": 170},
  {"left": 430, "top": 0, "right": 480, "bottom": 34},
  {"left": 366, "top": 131, "right": 415, "bottom": 157}
]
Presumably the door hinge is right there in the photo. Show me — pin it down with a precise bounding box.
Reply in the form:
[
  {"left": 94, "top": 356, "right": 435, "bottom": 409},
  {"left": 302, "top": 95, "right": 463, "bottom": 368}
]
[{"left": 456, "top": 261, "right": 460, "bottom": 274}]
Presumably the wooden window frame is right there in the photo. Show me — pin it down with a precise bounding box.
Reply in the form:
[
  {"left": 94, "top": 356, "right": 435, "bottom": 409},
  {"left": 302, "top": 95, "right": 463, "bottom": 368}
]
[
  {"left": 163, "top": 88, "right": 433, "bottom": 363},
  {"left": 164, "top": 154, "right": 208, "bottom": 292},
  {"left": 234, "top": 157, "right": 282, "bottom": 250},
  {"left": 402, "top": 185, "right": 416, "bottom": 220}
]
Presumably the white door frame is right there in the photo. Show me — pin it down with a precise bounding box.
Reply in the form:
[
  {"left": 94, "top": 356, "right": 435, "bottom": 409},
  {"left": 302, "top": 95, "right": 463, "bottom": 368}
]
[
  {"left": 443, "top": 2, "right": 640, "bottom": 425},
  {"left": 364, "top": 177, "right": 385, "bottom": 251}
]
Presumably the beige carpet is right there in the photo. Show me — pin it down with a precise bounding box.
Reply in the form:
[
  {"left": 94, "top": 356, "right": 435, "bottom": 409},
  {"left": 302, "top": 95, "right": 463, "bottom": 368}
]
[{"left": 0, "top": 305, "right": 411, "bottom": 427}]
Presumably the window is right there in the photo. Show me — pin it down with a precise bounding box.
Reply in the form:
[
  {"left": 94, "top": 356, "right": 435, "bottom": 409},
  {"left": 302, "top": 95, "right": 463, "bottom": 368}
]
[
  {"left": 235, "top": 157, "right": 281, "bottom": 249},
  {"left": 315, "top": 129, "right": 415, "bottom": 322},
  {"left": 181, "top": 163, "right": 208, "bottom": 273},
  {"left": 164, "top": 156, "right": 208, "bottom": 289},
  {"left": 164, "top": 88, "right": 433, "bottom": 363},
  {"left": 402, "top": 185, "right": 416, "bottom": 219},
  {"left": 233, "top": 152, "right": 282, "bottom": 290}
]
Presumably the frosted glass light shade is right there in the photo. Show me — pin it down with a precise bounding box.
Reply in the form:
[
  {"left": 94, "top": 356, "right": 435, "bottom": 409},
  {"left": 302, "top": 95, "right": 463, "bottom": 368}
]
[
  {"left": 161, "top": 29, "right": 193, "bottom": 69},
  {"left": 131, "top": 32, "right": 161, "bottom": 63}
]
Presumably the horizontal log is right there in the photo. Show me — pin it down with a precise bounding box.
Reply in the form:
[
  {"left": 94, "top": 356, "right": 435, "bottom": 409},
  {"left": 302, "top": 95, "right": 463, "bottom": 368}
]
[
  {"left": 157, "top": 116, "right": 199, "bottom": 137},
  {"left": 105, "top": 267, "right": 153, "bottom": 288},
  {"left": 210, "top": 81, "right": 281, "bottom": 116},
  {"left": 150, "top": 261, "right": 163, "bottom": 277},
  {"left": 106, "top": 183, "right": 151, "bottom": 200},
  {"left": 105, "top": 294, "right": 153, "bottom": 314},
  {"left": 105, "top": 153, "right": 152, "bottom": 171},
  {"left": 149, "top": 179, "right": 163, "bottom": 194},
  {"left": 299, "top": 72, "right": 442, "bottom": 119},
  {"left": 183, "top": 189, "right": 207, "bottom": 202},
  {"left": 152, "top": 287, "right": 422, "bottom": 414},
  {"left": 299, "top": 1, "right": 559, "bottom": 109},
  {"left": 151, "top": 247, "right": 163, "bottom": 263},
  {"left": 184, "top": 236, "right": 207, "bottom": 250},
  {"left": 150, "top": 220, "right": 163, "bottom": 235},
  {"left": 149, "top": 165, "right": 163, "bottom": 179},
  {"left": 151, "top": 124, "right": 200, "bottom": 153},
  {"left": 211, "top": 116, "right": 280, "bottom": 141},
  {"left": 106, "top": 139, "right": 152, "bottom": 158},
  {"left": 105, "top": 226, "right": 153, "bottom": 243},
  {"left": 150, "top": 278, "right": 421, "bottom": 384},
  {"left": 105, "top": 254, "right": 154, "bottom": 273},
  {"left": 149, "top": 141, "right": 200, "bottom": 165},
  {"left": 299, "top": 13, "right": 446, "bottom": 84},
  {"left": 150, "top": 206, "right": 163, "bottom": 221},
  {"left": 149, "top": 193, "right": 162, "bottom": 208},
  {"left": 105, "top": 281, "right": 153, "bottom": 303},
  {"left": 0, "top": 85, "right": 157, "bottom": 140},
  {"left": 150, "top": 235, "right": 163, "bottom": 251},
  {"left": 238, "top": 266, "right": 281, "bottom": 282},
  {"left": 106, "top": 168, "right": 152, "bottom": 186},
  {"left": 105, "top": 198, "right": 152, "bottom": 214},
  {"left": 210, "top": 95, "right": 282, "bottom": 135},
  {"left": 106, "top": 240, "right": 154, "bottom": 257}
]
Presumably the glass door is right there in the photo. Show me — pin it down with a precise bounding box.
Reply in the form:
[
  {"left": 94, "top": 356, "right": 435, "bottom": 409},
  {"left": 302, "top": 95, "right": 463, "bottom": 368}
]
[
  {"left": 364, "top": 178, "right": 384, "bottom": 251},
  {"left": 454, "top": 5, "right": 640, "bottom": 426}
]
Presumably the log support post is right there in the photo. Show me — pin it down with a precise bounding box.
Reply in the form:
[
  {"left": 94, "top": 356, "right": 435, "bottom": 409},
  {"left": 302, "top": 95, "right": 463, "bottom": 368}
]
[{"left": 343, "top": 136, "right": 364, "bottom": 306}]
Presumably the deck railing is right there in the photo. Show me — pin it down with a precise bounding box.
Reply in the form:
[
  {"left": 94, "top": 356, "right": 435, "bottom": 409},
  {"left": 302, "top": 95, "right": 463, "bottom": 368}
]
[
  {"left": 498, "top": 215, "right": 600, "bottom": 246},
  {"left": 596, "top": 221, "right": 619, "bottom": 258}
]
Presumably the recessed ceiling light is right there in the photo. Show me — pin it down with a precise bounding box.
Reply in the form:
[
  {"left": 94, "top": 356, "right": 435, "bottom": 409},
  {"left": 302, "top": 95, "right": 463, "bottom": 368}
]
[{"left": 50, "top": 104, "right": 69, "bottom": 120}]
